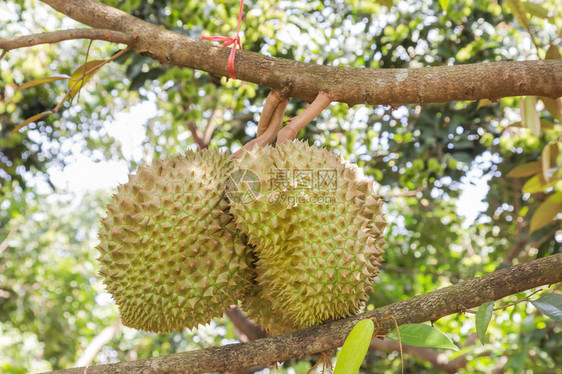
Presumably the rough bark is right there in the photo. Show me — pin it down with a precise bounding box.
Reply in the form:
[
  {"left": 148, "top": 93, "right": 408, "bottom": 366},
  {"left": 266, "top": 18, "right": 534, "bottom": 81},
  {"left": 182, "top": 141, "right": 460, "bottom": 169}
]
[
  {"left": 37, "top": 0, "right": 562, "bottom": 106},
  {"left": 46, "top": 253, "right": 562, "bottom": 374}
]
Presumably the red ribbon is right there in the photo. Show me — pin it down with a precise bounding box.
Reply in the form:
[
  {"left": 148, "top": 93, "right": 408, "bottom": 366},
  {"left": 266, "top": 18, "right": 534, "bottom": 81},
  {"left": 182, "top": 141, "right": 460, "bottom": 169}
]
[{"left": 200, "top": 0, "right": 244, "bottom": 79}]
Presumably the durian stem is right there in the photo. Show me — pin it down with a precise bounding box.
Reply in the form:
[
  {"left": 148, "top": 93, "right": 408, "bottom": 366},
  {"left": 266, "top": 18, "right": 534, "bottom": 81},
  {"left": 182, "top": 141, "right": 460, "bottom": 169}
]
[
  {"left": 233, "top": 96, "right": 288, "bottom": 158},
  {"left": 256, "top": 90, "right": 284, "bottom": 138},
  {"left": 277, "top": 91, "right": 332, "bottom": 145},
  {"left": 45, "top": 253, "right": 562, "bottom": 374}
]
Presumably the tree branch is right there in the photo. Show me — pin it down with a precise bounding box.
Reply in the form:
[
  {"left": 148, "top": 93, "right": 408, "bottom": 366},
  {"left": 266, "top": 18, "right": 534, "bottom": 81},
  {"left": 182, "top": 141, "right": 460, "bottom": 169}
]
[
  {"left": 45, "top": 253, "right": 562, "bottom": 374},
  {"left": 224, "top": 306, "right": 268, "bottom": 342},
  {"left": 187, "top": 121, "right": 207, "bottom": 149},
  {"left": 0, "top": 29, "right": 136, "bottom": 51},
  {"left": 36, "top": 0, "right": 562, "bottom": 106},
  {"left": 73, "top": 320, "right": 121, "bottom": 367}
]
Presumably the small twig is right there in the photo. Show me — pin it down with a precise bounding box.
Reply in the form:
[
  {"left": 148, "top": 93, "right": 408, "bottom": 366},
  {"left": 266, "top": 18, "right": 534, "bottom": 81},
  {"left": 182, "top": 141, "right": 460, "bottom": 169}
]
[
  {"left": 0, "top": 50, "right": 6, "bottom": 60},
  {"left": 11, "top": 46, "right": 132, "bottom": 134},
  {"left": 202, "top": 105, "right": 219, "bottom": 146},
  {"left": 464, "top": 288, "right": 543, "bottom": 314},
  {"left": 77, "top": 40, "right": 94, "bottom": 103},
  {"left": 187, "top": 121, "right": 207, "bottom": 149},
  {"left": 0, "top": 29, "right": 137, "bottom": 51},
  {"left": 492, "top": 289, "right": 543, "bottom": 311},
  {"left": 370, "top": 312, "right": 403, "bottom": 374},
  {"left": 306, "top": 351, "right": 333, "bottom": 374},
  {"left": 73, "top": 320, "right": 121, "bottom": 367},
  {"left": 381, "top": 189, "right": 421, "bottom": 198},
  {"left": 388, "top": 314, "right": 404, "bottom": 374},
  {"left": 277, "top": 91, "right": 331, "bottom": 144},
  {"left": 52, "top": 47, "right": 131, "bottom": 114},
  {"left": 0, "top": 229, "right": 15, "bottom": 255}
]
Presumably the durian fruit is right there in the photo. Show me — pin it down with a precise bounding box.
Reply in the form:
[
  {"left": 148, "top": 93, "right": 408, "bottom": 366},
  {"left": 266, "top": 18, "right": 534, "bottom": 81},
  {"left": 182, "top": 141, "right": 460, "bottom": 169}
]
[
  {"left": 229, "top": 141, "right": 386, "bottom": 334},
  {"left": 97, "top": 150, "right": 251, "bottom": 333},
  {"left": 242, "top": 284, "right": 299, "bottom": 335},
  {"left": 240, "top": 252, "right": 300, "bottom": 335}
]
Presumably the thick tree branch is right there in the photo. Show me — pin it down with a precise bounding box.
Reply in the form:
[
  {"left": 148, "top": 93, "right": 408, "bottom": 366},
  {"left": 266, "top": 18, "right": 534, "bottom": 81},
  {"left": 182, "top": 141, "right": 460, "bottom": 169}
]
[
  {"left": 0, "top": 29, "right": 136, "bottom": 51},
  {"left": 46, "top": 253, "right": 561, "bottom": 374},
  {"left": 37, "top": 0, "right": 562, "bottom": 106}
]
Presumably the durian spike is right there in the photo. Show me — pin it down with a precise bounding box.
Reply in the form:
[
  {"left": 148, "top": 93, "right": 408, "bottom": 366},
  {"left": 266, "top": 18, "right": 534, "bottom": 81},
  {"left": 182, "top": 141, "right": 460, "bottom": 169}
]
[{"left": 276, "top": 91, "right": 332, "bottom": 145}]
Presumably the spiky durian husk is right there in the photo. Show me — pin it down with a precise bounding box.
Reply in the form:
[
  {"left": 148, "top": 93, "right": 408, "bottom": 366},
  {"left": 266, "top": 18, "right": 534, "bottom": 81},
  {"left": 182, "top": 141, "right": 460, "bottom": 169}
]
[
  {"left": 230, "top": 141, "right": 386, "bottom": 332},
  {"left": 97, "top": 150, "right": 250, "bottom": 333},
  {"left": 242, "top": 289, "right": 299, "bottom": 335},
  {"left": 240, "top": 252, "right": 300, "bottom": 335}
]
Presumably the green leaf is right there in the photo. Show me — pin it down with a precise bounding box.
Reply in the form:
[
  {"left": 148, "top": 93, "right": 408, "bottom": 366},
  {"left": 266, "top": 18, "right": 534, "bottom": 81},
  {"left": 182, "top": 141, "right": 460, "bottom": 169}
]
[
  {"left": 520, "top": 96, "right": 540, "bottom": 136},
  {"left": 540, "top": 97, "right": 562, "bottom": 122},
  {"left": 17, "top": 75, "right": 70, "bottom": 90},
  {"left": 68, "top": 60, "right": 105, "bottom": 100},
  {"left": 376, "top": 0, "right": 392, "bottom": 10},
  {"left": 521, "top": 1, "right": 550, "bottom": 20},
  {"left": 439, "top": 0, "right": 450, "bottom": 12},
  {"left": 505, "top": 0, "right": 530, "bottom": 32},
  {"left": 540, "top": 119, "right": 556, "bottom": 130},
  {"left": 505, "top": 348, "right": 529, "bottom": 371},
  {"left": 477, "top": 99, "right": 494, "bottom": 109},
  {"left": 529, "top": 192, "right": 562, "bottom": 233},
  {"left": 522, "top": 174, "right": 555, "bottom": 194},
  {"left": 545, "top": 43, "right": 561, "bottom": 60},
  {"left": 334, "top": 319, "right": 374, "bottom": 374},
  {"left": 386, "top": 324, "right": 459, "bottom": 351},
  {"left": 11, "top": 111, "right": 51, "bottom": 134},
  {"left": 506, "top": 161, "right": 542, "bottom": 178},
  {"left": 476, "top": 301, "right": 494, "bottom": 344},
  {"left": 531, "top": 293, "right": 562, "bottom": 322}
]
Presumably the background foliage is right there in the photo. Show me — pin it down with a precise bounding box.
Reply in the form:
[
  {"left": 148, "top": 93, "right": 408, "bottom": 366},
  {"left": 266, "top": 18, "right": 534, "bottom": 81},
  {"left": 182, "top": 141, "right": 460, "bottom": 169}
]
[{"left": 1, "top": 0, "right": 561, "bottom": 372}]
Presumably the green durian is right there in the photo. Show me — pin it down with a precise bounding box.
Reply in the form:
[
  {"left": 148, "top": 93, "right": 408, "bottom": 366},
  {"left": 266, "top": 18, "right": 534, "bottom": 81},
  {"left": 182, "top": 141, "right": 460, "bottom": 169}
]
[
  {"left": 229, "top": 141, "right": 386, "bottom": 334},
  {"left": 97, "top": 149, "right": 250, "bottom": 333},
  {"left": 240, "top": 252, "right": 300, "bottom": 335}
]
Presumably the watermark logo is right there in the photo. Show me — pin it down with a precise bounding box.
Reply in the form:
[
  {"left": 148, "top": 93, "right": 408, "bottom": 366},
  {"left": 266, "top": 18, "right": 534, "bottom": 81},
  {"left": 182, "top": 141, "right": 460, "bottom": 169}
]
[
  {"left": 227, "top": 168, "right": 339, "bottom": 205},
  {"left": 226, "top": 168, "right": 261, "bottom": 204},
  {"left": 268, "top": 169, "right": 338, "bottom": 190},
  {"left": 267, "top": 191, "right": 337, "bottom": 205}
]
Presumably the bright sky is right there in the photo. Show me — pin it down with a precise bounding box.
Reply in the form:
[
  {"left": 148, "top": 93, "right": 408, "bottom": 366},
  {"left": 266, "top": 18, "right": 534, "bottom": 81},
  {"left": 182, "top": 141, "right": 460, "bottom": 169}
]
[{"left": 48, "top": 101, "right": 155, "bottom": 191}]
